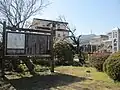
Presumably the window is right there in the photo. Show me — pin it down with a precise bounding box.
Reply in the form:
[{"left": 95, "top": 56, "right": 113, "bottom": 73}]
[
  {"left": 109, "top": 35, "right": 112, "bottom": 39},
  {"left": 115, "top": 33, "right": 117, "bottom": 38},
  {"left": 113, "top": 32, "right": 117, "bottom": 38},
  {"left": 63, "top": 34, "right": 65, "bottom": 37},
  {"left": 58, "top": 34, "right": 60, "bottom": 37},
  {"left": 57, "top": 24, "right": 60, "bottom": 29},
  {"left": 114, "top": 39, "right": 117, "bottom": 42},
  {"left": 114, "top": 47, "right": 117, "bottom": 51},
  {"left": 114, "top": 43, "right": 117, "bottom": 46},
  {"left": 113, "top": 32, "right": 115, "bottom": 38}
]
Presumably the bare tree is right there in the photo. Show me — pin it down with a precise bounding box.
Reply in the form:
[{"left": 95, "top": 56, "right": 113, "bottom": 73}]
[
  {"left": 0, "top": 0, "right": 49, "bottom": 28},
  {"left": 58, "top": 16, "right": 85, "bottom": 65},
  {"left": 0, "top": 0, "right": 50, "bottom": 74}
]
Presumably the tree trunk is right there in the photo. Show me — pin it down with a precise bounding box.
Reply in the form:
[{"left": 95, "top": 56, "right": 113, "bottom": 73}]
[{"left": 78, "top": 52, "right": 85, "bottom": 66}]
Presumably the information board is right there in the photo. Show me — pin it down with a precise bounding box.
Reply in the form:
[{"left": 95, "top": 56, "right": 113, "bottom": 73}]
[{"left": 6, "top": 31, "right": 51, "bottom": 56}]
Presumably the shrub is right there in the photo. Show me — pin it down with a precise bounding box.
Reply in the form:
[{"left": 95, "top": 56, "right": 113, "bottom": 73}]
[
  {"left": 16, "top": 64, "right": 28, "bottom": 73},
  {"left": 103, "top": 52, "right": 120, "bottom": 81},
  {"left": 32, "top": 58, "right": 50, "bottom": 66},
  {"left": 54, "top": 41, "right": 74, "bottom": 66},
  {"left": 89, "top": 52, "right": 109, "bottom": 71},
  {"left": 34, "top": 65, "right": 49, "bottom": 72}
]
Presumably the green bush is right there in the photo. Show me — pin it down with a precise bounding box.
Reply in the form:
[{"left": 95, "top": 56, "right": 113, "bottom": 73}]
[
  {"left": 33, "top": 59, "right": 50, "bottom": 66},
  {"left": 34, "top": 65, "right": 49, "bottom": 72},
  {"left": 89, "top": 53, "right": 109, "bottom": 71},
  {"left": 54, "top": 41, "right": 74, "bottom": 66},
  {"left": 103, "top": 52, "right": 120, "bottom": 81}
]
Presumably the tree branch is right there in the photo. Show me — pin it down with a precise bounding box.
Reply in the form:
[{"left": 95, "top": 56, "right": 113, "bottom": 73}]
[{"left": 0, "top": 0, "right": 50, "bottom": 28}]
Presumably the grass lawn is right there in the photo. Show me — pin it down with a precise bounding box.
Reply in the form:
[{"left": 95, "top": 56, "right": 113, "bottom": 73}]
[
  {"left": 55, "top": 66, "right": 120, "bottom": 90},
  {"left": 1, "top": 66, "right": 120, "bottom": 90}
]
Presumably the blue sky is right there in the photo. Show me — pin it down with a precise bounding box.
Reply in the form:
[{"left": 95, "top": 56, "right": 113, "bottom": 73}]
[{"left": 35, "top": 0, "right": 120, "bottom": 35}]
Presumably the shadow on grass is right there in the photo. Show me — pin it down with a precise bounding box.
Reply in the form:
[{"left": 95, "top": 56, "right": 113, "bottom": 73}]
[{"left": 7, "top": 72, "right": 88, "bottom": 90}]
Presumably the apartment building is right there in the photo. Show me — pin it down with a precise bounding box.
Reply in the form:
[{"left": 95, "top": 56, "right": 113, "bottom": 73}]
[
  {"left": 31, "top": 18, "right": 69, "bottom": 42},
  {"left": 90, "top": 35, "right": 108, "bottom": 45},
  {"left": 89, "top": 35, "right": 109, "bottom": 52}
]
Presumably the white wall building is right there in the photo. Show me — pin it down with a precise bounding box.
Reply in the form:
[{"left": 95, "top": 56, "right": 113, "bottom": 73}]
[
  {"left": 80, "top": 27, "right": 120, "bottom": 53},
  {"left": 102, "top": 39, "right": 112, "bottom": 52},
  {"left": 111, "top": 27, "right": 120, "bottom": 53},
  {"left": 89, "top": 35, "right": 109, "bottom": 52},
  {"left": 90, "top": 35, "right": 108, "bottom": 45},
  {"left": 107, "top": 32, "right": 112, "bottom": 40},
  {"left": 31, "top": 18, "right": 69, "bottom": 42},
  {"left": 101, "top": 32, "right": 112, "bottom": 52},
  {"left": 90, "top": 27, "right": 120, "bottom": 53}
]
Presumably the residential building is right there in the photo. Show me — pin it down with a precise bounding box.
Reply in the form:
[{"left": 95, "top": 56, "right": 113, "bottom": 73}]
[
  {"left": 79, "top": 34, "right": 109, "bottom": 53},
  {"left": 107, "top": 32, "right": 112, "bottom": 40},
  {"left": 102, "top": 39, "right": 112, "bottom": 52},
  {"left": 31, "top": 18, "right": 69, "bottom": 42},
  {"left": 79, "top": 27, "right": 120, "bottom": 53},
  {"left": 90, "top": 35, "right": 108, "bottom": 46},
  {"left": 88, "top": 27, "right": 120, "bottom": 53},
  {"left": 89, "top": 35, "right": 109, "bottom": 52},
  {"left": 102, "top": 32, "right": 112, "bottom": 52}
]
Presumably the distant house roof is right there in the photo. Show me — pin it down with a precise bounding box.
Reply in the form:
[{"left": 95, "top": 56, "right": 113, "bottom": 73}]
[
  {"left": 33, "top": 18, "right": 68, "bottom": 24},
  {"left": 107, "top": 32, "right": 112, "bottom": 35}
]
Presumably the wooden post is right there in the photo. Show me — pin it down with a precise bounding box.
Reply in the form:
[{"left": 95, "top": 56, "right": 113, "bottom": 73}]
[
  {"left": 2, "top": 21, "right": 6, "bottom": 77},
  {"left": 50, "top": 23, "right": 55, "bottom": 73}
]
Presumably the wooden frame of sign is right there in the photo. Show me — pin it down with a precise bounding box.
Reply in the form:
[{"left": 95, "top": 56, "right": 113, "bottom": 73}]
[{"left": 1, "top": 21, "right": 54, "bottom": 77}]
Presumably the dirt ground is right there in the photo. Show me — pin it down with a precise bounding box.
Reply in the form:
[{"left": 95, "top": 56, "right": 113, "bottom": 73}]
[
  {"left": 0, "top": 66, "right": 120, "bottom": 90},
  {"left": 0, "top": 73, "right": 89, "bottom": 90}
]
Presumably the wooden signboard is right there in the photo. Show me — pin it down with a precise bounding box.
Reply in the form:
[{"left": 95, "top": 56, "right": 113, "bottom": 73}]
[
  {"left": 1, "top": 22, "right": 55, "bottom": 76},
  {"left": 5, "top": 30, "right": 51, "bottom": 57}
]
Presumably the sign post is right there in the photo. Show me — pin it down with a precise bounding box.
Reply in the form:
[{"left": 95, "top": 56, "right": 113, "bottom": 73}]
[
  {"left": 50, "top": 23, "right": 55, "bottom": 73},
  {"left": 2, "top": 21, "right": 6, "bottom": 77}
]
